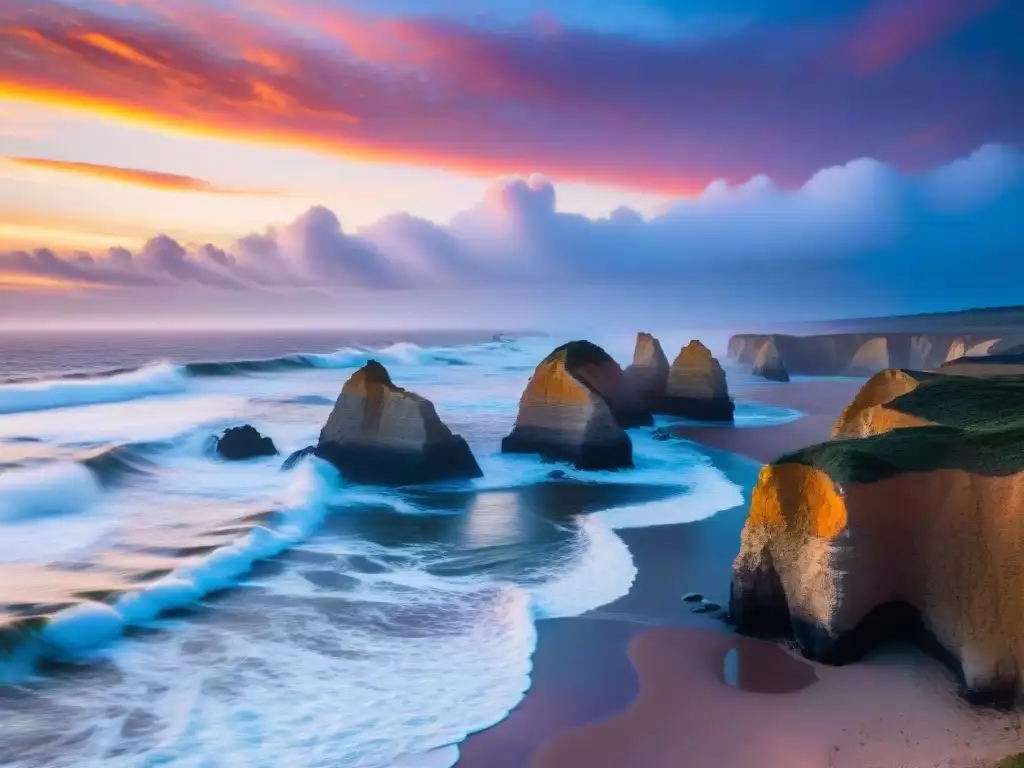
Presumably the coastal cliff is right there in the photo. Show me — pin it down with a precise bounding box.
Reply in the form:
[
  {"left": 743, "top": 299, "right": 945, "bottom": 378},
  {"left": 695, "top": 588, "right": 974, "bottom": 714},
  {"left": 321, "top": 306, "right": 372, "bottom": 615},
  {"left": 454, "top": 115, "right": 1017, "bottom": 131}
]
[
  {"left": 728, "top": 333, "right": 986, "bottom": 376},
  {"left": 729, "top": 371, "right": 1024, "bottom": 705}
]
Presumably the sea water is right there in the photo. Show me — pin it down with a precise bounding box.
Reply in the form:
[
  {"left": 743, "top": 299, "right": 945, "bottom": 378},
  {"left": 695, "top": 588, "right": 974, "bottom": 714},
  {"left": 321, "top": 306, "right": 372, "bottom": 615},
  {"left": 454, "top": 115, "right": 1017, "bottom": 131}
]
[{"left": 0, "top": 329, "right": 792, "bottom": 767}]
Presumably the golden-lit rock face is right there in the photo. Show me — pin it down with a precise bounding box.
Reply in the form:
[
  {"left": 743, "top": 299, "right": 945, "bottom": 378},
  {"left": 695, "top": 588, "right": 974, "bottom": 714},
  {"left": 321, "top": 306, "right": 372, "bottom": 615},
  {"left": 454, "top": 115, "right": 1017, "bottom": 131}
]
[
  {"left": 323, "top": 360, "right": 447, "bottom": 451},
  {"left": 666, "top": 340, "right": 729, "bottom": 400},
  {"left": 316, "top": 360, "right": 481, "bottom": 484},
  {"left": 518, "top": 349, "right": 603, "bottom": 410},
  {"left": 731, "top": 371, "right": 1024, "bottom": 704},
  {"left": 832, "top": 369, "right": 930, "bottom": 438},
  {"left": 502, "top": 342, "right": 632, "bottom": 469},
  {"left": 733, "top": 459, "right": 1024, "bottom": 703}
]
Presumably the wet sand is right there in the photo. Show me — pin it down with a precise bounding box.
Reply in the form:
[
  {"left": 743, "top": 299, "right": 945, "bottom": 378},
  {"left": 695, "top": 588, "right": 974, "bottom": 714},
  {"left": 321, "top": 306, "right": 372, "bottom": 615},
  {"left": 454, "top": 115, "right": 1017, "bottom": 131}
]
[
  {"left": 669, "top": 378, "right": 866, "bottom": 463},
  {"left": 457, "top": 378, "right": 1024, "bottom": 768}
]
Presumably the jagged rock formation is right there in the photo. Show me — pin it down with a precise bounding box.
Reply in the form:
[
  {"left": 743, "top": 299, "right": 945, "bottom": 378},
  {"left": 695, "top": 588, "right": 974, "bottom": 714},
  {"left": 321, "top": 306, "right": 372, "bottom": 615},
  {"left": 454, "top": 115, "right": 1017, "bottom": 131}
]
[
  {"left": 729, "top": 333, "right": 997, "bottom": 376},
  {"left": 215, "top": 425, "right": 278, "bottom": 460},
  {"left": 548, "top": 340, "right": 652, "bottom": 428},
  {"left": 624, "top": 332, "right": 670, "bottom": 407},
  {"left": 831, "top": 369, "right": 929, "bottom": 438},
  {"left": 502, "top": 341, "right": 633, "bottom": 469},
  {"left": 730, "top": 372, "right": 1024, "bottom": 705},
  {"left": 658, "top": 340, "right": 735, "bottom": 421},
  {"left": 751, "top": 338, "right": 789, "bottom": 382},
  {"left": 314, "top": 360, "right": 482, "bottom": 485}
]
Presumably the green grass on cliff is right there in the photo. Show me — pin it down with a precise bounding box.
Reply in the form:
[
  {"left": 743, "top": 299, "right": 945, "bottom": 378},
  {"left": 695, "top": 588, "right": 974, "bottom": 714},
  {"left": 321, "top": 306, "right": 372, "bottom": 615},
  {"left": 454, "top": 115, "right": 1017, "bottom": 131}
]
[
  {"left": 987, "top": 755, "right": 1024, "bottom": 768},
  {"left": 779, "top": 372, "right": 1024, "bottom": 483},
  {"left": 888, "top": 370, "right": 1024, "bottom": 431}
]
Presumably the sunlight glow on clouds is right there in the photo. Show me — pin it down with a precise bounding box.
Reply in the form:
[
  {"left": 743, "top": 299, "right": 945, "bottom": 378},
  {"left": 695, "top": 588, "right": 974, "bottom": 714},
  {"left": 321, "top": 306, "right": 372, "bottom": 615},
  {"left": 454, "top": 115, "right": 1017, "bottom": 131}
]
[{"left": 2, "top": 145, "right": 1020, "bottom": 295}]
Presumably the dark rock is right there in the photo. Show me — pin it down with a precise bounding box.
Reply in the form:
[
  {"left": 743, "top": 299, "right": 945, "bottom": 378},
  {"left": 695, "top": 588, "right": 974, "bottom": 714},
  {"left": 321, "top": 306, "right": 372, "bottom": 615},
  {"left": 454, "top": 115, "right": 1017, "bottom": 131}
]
[
  {"left": 281, "top": 445, "right": 314, "bottom": 470},
  {"left": 682, "top": 592, "right": 703, "bottom": 602},
  {"left": 314, "top": 360, "right": 482, "bottom": 486},
  {"left": 215, "top": 425, "right": 278, "bottom": 460},
  {"left": 547, "top": 469, "right": 568, "bottom": 480},
  {"left": 690, "top": 600, "right": 721, "bottom": 614},
  {"left": 624, "top": 332, "right": 670, "bottom": 409}
]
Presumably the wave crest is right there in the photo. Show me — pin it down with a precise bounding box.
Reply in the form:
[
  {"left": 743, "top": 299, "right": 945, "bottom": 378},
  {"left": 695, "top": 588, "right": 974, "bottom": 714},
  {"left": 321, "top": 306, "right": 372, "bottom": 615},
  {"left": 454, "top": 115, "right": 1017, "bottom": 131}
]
[{"left": 0, "top": 363, "right": 186, "bottom": 415}]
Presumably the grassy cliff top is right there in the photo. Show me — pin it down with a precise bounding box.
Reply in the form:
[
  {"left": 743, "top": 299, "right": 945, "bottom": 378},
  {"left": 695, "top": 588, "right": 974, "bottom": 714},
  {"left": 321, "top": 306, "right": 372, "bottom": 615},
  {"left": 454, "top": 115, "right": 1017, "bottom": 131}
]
[{"left": 778, "top": 372, "right": 1024, "bottom": 483}]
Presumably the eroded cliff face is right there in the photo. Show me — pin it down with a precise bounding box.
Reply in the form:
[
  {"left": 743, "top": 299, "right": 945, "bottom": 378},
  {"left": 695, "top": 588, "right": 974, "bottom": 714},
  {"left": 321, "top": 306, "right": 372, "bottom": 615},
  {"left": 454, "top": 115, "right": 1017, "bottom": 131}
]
[
  {"left": 728, "top": 333, "right": 992, "bottom": 376},
  {"left": 658, "top": 340, "right": 735, "bottom": 421},
  {"left": 624, "top": 332, "right": 670, "bottom": 407},
  {"left": 730, "top": 460, "right": 1024, "bottom": 704},
  {"left": 730, "top": 371, "right": 1024, "bottom": 705},
  {"left": 752, "top": 338, "right": 789, "bottom": 382},
  {"left": 501, "top": 342, "right": 633, "bottom": 469},
  {"left": 561, "top": 340, "right": 653, "bottom": 428},
  {"left": 315, "top": 360, "right": 482, "bottom": 484},
  {"left": 831, "top": 369, "right": 930, "bottom": 438}
]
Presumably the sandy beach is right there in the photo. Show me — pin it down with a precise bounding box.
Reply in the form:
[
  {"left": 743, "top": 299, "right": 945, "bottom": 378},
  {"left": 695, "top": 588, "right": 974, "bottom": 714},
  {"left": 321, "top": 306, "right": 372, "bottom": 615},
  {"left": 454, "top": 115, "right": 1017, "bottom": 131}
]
[{"left": 457, "top": 378, "right": 1024, "bottom": 768}]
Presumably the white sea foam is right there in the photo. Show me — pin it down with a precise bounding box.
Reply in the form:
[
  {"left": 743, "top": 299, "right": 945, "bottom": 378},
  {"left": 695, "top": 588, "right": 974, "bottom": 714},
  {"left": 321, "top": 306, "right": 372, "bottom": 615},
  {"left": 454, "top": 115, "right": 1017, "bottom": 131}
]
[
  {"left": 0, "top": 462, "right": 113, "bottom": 563},
  {"left": 0, "top": 461, "right": 100, "bottom": 523},
  {"left": 531, "top": 514, "right": 637, "bottom": 618},
  {"left": 0, "top": 333, "right": 758, "bottom": 768},
  {"left": 0, "top": 363, "right": 187, "bottom": 415},
  {"left": 34, "top": 459, "right": 341, "bottom": 660}
]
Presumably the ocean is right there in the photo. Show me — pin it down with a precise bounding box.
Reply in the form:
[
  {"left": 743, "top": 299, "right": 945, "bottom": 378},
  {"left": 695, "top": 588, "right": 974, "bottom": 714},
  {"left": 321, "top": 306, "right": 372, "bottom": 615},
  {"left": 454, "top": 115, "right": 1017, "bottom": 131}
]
[{"left": 0, "top": 329, "right": 800, "bottom": 767}]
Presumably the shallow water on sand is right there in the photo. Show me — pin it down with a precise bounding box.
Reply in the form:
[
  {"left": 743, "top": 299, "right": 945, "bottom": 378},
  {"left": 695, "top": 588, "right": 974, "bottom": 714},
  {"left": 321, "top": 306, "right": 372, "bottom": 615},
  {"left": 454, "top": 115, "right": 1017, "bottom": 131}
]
[{"left": 0, "top": 330, "right": 798, "bottom": 767}]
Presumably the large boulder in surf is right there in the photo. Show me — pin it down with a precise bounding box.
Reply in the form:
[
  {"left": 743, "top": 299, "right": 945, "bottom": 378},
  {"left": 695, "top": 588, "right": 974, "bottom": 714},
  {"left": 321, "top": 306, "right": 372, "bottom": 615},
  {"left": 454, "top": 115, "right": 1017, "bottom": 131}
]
[
  {"left": 215, "top": 425, "right": 278, "bottom": 460},
  {"left": 547, "top": 340, "right": 652, "bottom": 428},
  {"left": 502, "top": 342, "right": 633, "bottom": 470},
  {"left": 752, "top": 338, "right": 790, "bottom": 382},
  {"left": 624, "top": 332, "right": 670, "bottom": 408},
  {"left": 729, "top": 372, "right": 1024, "bottom": 705},
  {"left": 658, "top": 340, "right": 735, "bottom": 421},
  {"left": 314, "top": 360, "right": 482, "bottom": 485}
]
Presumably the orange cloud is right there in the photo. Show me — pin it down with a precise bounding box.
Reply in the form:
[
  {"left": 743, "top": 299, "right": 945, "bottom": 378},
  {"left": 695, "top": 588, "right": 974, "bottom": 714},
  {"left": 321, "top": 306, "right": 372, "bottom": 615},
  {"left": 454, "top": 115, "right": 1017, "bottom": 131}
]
[
  {"left": 0, "top": 1, "right": 707, "bottom": 196},
  {"left": 0, "top": 272, "right": 109, "bottom": 291},
  {"left": 5, "top": 156, "right": 279, "bottom": 195}
]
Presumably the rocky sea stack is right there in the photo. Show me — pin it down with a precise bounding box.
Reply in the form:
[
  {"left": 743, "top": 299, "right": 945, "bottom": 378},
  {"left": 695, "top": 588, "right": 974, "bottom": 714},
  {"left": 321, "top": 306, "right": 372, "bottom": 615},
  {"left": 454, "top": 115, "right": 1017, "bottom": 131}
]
[
  {"left": 215, "top": 425, "right": 278, "bottom": 460},
  {"left": 314, "top": 360, "right": 482, "bottom": 485},
  {"left": 658, "top": 340, "right": 735, "bottom": 421},
  {"left": 751, "top": 338, "right": 789, "bottom": 382},
  {"left": 624, "top": 332, "right": 671, "bottom": 408},
  {"left": 729, "top": 370, "right": 1024, "bottom": 705},
  {"left": 502, "top": 340, "right": 634, "bottom": 470}
]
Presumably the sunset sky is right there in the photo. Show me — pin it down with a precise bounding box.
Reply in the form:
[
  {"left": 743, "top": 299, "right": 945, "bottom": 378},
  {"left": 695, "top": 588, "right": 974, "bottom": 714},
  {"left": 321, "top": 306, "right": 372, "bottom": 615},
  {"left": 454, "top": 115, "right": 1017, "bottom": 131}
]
[{"left": 0, "top": 0, "right": 1021, "bottom": 327}]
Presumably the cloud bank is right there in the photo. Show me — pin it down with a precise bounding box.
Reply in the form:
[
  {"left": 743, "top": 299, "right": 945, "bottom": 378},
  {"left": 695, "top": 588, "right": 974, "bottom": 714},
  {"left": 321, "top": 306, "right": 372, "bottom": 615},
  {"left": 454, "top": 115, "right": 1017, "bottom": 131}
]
[
  {"left": 0, "top": 0, "right": 1020, "bottom": 193},
  {"left": 2, "top": 144, "right": 1022, "bottom": 322}
]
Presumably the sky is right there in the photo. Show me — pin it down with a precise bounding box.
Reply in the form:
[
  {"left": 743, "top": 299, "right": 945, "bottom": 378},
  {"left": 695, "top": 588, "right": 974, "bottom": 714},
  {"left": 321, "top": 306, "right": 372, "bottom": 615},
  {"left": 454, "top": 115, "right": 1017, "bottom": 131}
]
[{"left": 0, "top": 0, "right": 1021, "bottom": 329}]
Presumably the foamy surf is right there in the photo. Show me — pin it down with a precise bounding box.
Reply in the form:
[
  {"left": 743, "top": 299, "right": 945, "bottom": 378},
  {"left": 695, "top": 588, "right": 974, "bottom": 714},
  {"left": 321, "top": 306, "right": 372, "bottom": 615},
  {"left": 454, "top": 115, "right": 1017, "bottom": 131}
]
[
  {"left": 0, "top": 362, "right": 187, "bottom": 415},
  {"left": 0, "top": 331, "right": 757, "bottom": 768}
]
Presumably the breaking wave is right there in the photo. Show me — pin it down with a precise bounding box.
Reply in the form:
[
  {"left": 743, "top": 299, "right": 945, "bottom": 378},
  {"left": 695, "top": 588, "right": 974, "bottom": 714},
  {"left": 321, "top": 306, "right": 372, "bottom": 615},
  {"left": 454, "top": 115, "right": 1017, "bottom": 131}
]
[{"left": 0, "top": 340, "right": 524, "bottom": 415}]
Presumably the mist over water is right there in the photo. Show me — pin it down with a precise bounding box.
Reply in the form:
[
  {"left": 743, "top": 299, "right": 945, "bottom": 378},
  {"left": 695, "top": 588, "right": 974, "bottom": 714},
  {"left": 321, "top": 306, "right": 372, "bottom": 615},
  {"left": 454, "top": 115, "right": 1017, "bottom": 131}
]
[{"left": 0, "top": 329, "right": 789, "bottom": 767}]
